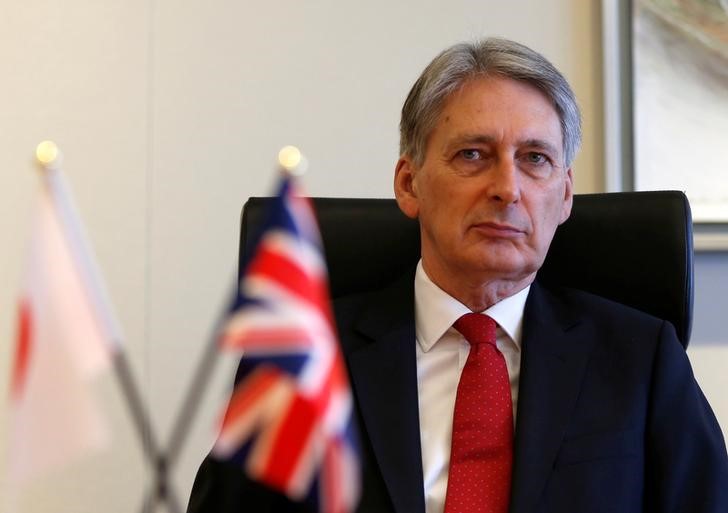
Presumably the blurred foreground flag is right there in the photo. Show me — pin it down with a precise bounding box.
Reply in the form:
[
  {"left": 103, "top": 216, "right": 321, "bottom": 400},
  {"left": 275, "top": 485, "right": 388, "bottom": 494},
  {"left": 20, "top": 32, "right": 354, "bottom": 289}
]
[
  {"left": 212, "top": 175, "right": 361, "bottom": 513},
  {"left": 8, "top": 152, "right": 120, "bottom": 485}
]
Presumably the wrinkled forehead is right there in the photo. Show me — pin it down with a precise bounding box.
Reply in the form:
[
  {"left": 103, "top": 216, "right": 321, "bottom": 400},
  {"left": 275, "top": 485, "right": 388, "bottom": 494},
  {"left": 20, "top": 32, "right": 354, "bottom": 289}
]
[{"left": 426, "top": 76, "right": 564, "bottom": 158}]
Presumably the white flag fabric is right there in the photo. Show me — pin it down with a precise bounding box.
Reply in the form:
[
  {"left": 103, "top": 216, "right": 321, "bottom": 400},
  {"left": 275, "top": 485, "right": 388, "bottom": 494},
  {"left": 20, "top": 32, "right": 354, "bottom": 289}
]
[{"left": 8, "top": 167, "right": 120, "bottom": 484}]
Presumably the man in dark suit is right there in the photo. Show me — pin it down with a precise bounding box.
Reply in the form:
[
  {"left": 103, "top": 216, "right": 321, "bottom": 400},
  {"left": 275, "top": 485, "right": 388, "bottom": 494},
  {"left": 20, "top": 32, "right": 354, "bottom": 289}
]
[{"left": 188, "top": 38, "right": 728, "bottom": 512}]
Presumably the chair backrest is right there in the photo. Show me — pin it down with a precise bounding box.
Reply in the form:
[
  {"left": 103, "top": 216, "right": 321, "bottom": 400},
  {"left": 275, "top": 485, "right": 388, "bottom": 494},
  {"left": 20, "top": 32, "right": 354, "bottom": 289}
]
[{"left": 240, "top": 191, "right": 694, "bottom": 347}]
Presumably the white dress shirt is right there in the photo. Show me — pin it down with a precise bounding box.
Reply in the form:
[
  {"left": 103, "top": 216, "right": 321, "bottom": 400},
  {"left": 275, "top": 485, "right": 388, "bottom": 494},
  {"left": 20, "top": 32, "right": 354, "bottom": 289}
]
[{"left": 414, "top": 260, "right": 529, "bottom": 513}]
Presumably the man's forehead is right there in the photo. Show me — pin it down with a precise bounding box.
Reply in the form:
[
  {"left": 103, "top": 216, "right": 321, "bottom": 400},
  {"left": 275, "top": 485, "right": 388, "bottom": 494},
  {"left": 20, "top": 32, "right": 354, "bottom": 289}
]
[
  {"left": 441, "top": 133, "right": 562, "bottom": 154},
  {"left": 429, "top": 78, "right": 564, "bottom": 154}
]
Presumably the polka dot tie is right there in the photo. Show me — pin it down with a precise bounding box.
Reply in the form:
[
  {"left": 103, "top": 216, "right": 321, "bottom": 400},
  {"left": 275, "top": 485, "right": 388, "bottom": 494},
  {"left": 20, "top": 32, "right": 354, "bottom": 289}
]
[{"left": 444, "top": 313, "right": 513, "bottom": 513}]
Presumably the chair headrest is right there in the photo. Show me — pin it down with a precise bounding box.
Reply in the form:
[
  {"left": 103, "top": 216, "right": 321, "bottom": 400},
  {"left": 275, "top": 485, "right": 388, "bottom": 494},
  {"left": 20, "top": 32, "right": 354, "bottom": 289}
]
[
  {"left": 539, "top": 191, "right": 693, "bottom": 347},
  {"left": 241, "top": 191, "right": 693, "bottom": 347}
]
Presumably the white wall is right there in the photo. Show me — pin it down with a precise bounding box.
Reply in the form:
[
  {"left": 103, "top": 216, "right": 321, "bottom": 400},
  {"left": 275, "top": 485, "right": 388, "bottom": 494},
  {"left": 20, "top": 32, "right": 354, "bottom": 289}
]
[{"left": 2, "top": 1, "right": 723, "bottom": 512}]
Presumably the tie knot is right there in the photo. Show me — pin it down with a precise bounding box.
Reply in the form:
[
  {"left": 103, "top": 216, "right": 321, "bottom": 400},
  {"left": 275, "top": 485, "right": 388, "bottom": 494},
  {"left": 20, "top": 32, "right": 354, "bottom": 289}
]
[{"left": 454, "top": 313, "right": 497, "bottom": 347}]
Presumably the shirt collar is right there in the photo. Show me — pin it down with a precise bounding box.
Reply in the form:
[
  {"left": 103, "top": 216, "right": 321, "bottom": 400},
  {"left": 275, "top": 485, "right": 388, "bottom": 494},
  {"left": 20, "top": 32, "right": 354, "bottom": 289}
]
[{"left": 414, "top": 260, "right": 530, "bottom": 352}]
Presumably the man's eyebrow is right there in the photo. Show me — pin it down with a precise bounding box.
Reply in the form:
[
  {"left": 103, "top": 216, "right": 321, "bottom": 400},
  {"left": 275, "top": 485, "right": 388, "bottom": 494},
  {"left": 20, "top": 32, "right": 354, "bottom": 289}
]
[
  {"left": 443, "top": 135, "right": 561, "bottom": 154},
  {"left": 520, "top": 138, "right": 560, "bottom": 155},
  {"left": 442, "top": 134, "right": 496, "bottom": 151}
]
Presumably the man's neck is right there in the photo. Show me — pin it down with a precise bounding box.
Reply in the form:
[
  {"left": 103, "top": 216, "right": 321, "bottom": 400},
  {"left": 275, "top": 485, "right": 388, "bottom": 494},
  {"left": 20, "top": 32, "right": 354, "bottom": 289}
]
[{"left": 421, "top": 260, "right": 536, "bottom": 312}]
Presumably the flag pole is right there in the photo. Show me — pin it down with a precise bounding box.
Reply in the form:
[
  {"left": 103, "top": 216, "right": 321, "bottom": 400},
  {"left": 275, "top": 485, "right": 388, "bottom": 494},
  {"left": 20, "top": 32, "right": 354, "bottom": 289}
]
[
  {"left": 136, "top": 303, "right": 226, "bottom": 513},
  {"left": 164, "top": 305, "right": 225, "bottom": 466},
  {"left": 164, "top": 146, "right": 308, "bottom": 463},
  {"left": 34, "top": 141, "right": 180, "bottom": 513}
]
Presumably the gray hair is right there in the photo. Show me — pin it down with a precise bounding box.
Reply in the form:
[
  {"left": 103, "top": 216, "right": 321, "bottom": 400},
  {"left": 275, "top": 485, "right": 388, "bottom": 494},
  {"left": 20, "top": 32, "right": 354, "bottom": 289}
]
[{"left": 399, "top": 38, "right": 582, "bottom": 167}]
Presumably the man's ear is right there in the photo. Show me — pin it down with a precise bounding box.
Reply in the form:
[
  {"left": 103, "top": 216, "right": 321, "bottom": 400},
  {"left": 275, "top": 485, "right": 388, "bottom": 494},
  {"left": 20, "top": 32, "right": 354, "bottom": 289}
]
[
  {"left": 393, "top": 157, "right": 420, "bottom": 219},
  {"left": 559, "top": 167, "right": 574, "bottom": 225}
]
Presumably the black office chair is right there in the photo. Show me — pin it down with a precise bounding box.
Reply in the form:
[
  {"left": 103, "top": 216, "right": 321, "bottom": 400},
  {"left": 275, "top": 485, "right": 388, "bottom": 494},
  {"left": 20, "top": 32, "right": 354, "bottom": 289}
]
[{"left": 240, "top": 191, "right": 694, "bottom": 348}]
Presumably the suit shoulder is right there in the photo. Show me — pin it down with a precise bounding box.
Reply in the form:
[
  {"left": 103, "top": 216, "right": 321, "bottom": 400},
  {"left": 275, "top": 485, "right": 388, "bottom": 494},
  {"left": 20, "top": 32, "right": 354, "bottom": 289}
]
[
  {"left": 333, "top": 287, "right": 385, "bottom": 327},
  {"left": 541, "top": 284, "right": 666, "bottom": 328},
  {"left": 333, "top": 272, "right": 414, "bottom": 327},
  {"left": 531, "top": 283, "right": 679, "bottom": 360},
  {"left": 331, "top": 273, "right": 415, "bottom": 354}
]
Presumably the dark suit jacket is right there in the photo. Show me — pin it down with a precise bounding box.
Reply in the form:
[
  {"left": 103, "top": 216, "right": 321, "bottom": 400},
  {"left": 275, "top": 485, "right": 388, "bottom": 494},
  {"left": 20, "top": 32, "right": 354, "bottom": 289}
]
[{"left": 187, "top": 274, "right": 728, "bottom": 513}]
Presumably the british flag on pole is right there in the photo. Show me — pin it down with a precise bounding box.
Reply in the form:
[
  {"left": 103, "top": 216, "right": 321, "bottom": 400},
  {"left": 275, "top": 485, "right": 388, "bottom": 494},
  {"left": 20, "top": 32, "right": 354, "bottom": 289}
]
[{"left": 212, "top": 174, "right": 361, "bottom": 513}]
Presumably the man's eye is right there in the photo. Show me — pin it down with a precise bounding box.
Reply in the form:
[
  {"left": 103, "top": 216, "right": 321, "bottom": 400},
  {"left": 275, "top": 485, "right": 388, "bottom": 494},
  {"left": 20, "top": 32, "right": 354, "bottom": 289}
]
[
  {"left": 459, "top": 149, "right": 482, "bottom": 161},
  {"left": 525, "top": 152, "right": 548, "bottom": 164}
]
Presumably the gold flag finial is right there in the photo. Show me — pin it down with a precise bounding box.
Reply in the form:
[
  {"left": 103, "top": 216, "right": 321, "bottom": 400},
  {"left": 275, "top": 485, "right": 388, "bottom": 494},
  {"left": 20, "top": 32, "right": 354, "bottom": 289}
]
[
  {"left": 278, "top": 145, "right": 308, "bottom": 176},
  {"left": 35, "top": 141, "right": 62, "bottom": 169}
]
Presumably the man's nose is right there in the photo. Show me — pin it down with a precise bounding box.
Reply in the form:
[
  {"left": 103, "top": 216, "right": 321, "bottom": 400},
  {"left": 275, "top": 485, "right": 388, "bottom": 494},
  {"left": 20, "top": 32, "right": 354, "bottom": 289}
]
[{"left": 488, "top": 156, "right": 520, "bottom": 204}]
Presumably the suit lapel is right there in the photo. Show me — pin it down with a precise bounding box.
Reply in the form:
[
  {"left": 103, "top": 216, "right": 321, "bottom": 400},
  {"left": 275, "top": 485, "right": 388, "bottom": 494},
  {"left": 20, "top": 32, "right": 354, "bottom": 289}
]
[
  {"left": 509, "top": 283, "right": 596, "bottom": 513},
  {"left": 345, "top": 274, "right": 426, "bottom": 513}
]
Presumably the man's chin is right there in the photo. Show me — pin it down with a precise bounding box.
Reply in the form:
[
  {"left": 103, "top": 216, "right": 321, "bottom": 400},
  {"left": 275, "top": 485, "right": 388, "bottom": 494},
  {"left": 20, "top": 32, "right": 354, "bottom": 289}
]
[{"left": 472, "top": 253, "right": 538, "bottom": 281}]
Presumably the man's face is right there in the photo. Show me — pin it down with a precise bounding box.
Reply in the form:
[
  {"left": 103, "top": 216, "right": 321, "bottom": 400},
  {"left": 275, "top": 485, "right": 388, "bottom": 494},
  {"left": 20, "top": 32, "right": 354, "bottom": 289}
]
[{"left": 394, "top": 76, "right": 573, "bottom": 294}]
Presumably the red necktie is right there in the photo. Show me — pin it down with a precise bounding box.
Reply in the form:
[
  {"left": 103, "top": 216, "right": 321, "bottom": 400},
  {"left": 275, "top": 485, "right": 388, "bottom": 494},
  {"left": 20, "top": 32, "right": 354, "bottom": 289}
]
[{"left": 444, "top": 313, "right": 513, "bottom": 513}]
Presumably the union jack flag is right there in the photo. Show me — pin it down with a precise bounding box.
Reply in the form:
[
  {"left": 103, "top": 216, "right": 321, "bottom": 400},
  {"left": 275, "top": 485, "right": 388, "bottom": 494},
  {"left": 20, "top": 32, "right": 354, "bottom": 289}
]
[{"left": 212, "top": 176, "right": 361, "bottom": 513}]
